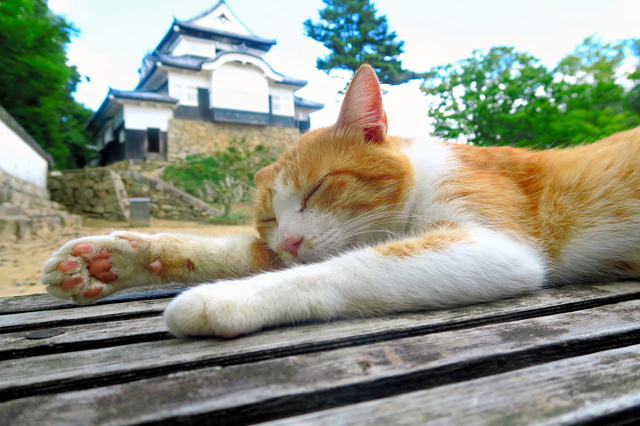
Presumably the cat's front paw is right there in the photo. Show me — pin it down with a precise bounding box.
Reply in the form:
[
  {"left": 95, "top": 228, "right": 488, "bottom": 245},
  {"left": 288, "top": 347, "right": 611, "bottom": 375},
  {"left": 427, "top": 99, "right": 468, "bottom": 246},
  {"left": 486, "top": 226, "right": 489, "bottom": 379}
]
[
  {"left": 164, "top": 282, "right": 264, "bottom": 338},
  {"left": 41, "top": 232, "right": 162, "bottom": 304}
]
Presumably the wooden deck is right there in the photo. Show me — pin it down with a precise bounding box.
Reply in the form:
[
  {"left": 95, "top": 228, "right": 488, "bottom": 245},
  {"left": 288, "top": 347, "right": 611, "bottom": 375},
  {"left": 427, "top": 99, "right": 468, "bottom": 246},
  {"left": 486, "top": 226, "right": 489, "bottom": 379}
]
[{"left": 1, "top": 282, "right": 640, "bottom": 425}]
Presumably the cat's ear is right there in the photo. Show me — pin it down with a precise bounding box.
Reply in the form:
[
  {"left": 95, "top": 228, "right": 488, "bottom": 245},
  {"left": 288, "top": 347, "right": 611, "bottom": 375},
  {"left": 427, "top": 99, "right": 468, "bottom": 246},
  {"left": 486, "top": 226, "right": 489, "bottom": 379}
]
[
  {"left": 255, "top": 164, "right": 274, "bottom": 186},
  {"left": 335, "top": 64, "right": 388, "bottom": 142}
]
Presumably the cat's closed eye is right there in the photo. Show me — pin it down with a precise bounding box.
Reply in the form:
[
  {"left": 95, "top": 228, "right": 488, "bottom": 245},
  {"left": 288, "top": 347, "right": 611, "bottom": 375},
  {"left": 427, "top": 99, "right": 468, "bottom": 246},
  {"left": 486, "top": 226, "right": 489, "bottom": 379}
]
[{"left": 301, "top": 182, "right": 324, "bottom": 212}]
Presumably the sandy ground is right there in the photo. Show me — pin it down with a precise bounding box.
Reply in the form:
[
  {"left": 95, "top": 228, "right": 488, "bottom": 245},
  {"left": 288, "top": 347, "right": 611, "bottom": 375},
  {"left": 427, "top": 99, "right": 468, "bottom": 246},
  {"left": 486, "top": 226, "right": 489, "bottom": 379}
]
[{"left": 0, "top": 218, "right": 252, "bottom": 298}]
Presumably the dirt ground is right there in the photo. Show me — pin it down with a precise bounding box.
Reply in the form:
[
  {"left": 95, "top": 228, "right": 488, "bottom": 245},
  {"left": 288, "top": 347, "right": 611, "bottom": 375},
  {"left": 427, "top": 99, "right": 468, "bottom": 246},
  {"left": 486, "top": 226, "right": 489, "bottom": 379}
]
[{"left": 0, "top": 218, "right": 252, "bottom": 298}]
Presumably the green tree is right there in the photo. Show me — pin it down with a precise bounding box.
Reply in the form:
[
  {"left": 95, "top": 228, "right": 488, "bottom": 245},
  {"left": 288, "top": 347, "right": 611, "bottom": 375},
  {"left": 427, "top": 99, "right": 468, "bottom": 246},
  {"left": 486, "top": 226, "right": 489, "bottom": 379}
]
[
  {"left": 549, "top": 37, "right": 638, "bottom": 143},
  {"left": 304, "top": 0, "right": 418, "bottom": 85},
  {"left": 422, "top": 46, "right": 555, "bottom": 147},
  {"left": 625, "top": 38, "right": 640, "bottom": 115},
  {"left": 0, "top": 0, "right": 93, "bottom": 169},
  {"left": 422, "top": 38, "right": 640, "bottom": 148}
]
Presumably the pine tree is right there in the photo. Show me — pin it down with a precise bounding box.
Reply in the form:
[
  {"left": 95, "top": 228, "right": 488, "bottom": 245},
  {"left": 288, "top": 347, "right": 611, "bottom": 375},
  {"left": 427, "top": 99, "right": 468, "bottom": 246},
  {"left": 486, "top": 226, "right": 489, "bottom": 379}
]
[{"left": 304, "top": 0, "right": 418, "bottom": 85}]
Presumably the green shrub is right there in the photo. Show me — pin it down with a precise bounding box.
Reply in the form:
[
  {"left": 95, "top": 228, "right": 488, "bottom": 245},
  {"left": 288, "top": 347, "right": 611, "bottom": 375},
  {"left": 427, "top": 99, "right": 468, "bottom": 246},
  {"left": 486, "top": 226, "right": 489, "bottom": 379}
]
[{"left": 162, "top": 139, "right": 280, "bottom": 217}]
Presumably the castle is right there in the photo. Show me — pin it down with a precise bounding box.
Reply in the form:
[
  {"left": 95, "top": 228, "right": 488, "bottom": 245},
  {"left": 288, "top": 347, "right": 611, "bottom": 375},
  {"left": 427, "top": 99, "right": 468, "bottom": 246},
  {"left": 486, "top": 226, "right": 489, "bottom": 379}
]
[{"left": 86, "top": 1, "right": 323, "bottom": 166}]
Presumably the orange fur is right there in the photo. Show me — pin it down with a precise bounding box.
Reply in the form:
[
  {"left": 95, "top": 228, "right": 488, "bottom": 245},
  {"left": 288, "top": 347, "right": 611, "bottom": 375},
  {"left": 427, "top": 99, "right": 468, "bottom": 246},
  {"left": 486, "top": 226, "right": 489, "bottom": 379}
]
[
  {"left": 253, "top": 126, "right": 416, "bottom": 244},
  {"left": 375, "top": 221, "right": 468, "bottom": 257},
  {"left": 443, "top": 127, "right": 640, "bottom": 265}
]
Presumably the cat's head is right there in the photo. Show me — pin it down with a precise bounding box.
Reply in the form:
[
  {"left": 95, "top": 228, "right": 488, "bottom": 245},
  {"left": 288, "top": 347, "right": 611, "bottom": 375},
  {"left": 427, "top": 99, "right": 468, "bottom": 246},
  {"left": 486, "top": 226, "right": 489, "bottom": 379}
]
[{"left": 253, "top": 65, "right": 415, "bottom": 265}]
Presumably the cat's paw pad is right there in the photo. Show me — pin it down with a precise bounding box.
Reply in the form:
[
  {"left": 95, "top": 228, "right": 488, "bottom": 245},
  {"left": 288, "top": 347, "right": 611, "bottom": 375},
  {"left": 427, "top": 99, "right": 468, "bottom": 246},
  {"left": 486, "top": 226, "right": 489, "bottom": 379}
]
[
  {"left": 42, "top": 233, "right": 161, "bottom": 304},
  {"left": 164, "top": 284, "right": 262, "bottom": 338}
]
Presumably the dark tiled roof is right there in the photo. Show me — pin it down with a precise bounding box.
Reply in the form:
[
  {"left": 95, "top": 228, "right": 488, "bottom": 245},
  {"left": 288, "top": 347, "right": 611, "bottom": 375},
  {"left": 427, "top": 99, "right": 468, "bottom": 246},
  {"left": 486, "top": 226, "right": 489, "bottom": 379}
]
[
  {"left": 155, "top": 53, "right": 206, "bottom": 70},
  {"left": 109, "top": 89, "right": 178, "bottom": 104},
  {"left": 0, "top": 104, "right": 54, "bottom": 167},
  {"left": 294, "top": 96, "right": 324, "bottom": 110},
  {"left": 154, "top": 18, "right": 275, "bottom": 56},
  {"left": 210, "top": 50, "right": 308, "bottom": 86},
  {"left": 138, "top": 50, "right": 308, "bottom": 89},
  {"left": 85, "top": 89, "right": 178, "bottom": 132},
  {"left": 176, "top": 19, "right": 275, "bottom": 47}
]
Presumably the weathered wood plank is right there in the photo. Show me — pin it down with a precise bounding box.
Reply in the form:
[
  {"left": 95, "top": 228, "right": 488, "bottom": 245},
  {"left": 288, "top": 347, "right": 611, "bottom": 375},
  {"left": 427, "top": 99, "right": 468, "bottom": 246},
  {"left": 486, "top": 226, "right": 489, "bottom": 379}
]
[
  {"left": 265, "top": 345, "right": 640, "bottom": 426},
  {"left": 1, "top": 300, "right": 639, "bottom": 423},
  {"left": 0, "top": 286, "right": 184, "bottom": 315},
  {"left": 0, "top": 316, "right": 170, "bottom": 360},
  {"left": 0, "top": 299, "right": 171, "bottom": 334},
  {"left": 1, "top": 282, "right": 639, "bottom": 359}
]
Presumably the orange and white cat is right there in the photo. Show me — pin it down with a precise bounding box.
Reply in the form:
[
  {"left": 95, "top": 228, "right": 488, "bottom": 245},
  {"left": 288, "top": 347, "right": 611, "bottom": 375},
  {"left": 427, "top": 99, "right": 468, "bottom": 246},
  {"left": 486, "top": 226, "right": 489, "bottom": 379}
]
[{"left": 42, "top": 65, "right": 640, "bottom": 338}]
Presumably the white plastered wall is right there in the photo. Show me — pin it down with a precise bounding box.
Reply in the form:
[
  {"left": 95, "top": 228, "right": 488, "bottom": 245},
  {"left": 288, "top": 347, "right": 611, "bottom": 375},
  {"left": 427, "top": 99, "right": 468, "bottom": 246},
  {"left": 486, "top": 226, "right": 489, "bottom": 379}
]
[
  {"left": 0, "top": 119, "right": 48, "bottom": 188},
  {"left": 269, "top": 85, "right": 295, "bottom": 117},
  {"left": 122, "top": 103, "right": 174, "bottom": 131},
  {"left": 168, "top": 70, "right": 211, "bottom": 107},
  {"left": 210, "top": 62, "right": 269, "bottom": 113}
]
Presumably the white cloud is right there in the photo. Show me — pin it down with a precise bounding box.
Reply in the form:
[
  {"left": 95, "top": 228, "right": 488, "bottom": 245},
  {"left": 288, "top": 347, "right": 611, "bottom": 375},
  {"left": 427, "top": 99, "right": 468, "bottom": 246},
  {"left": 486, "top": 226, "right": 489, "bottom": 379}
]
[
  {"left": 66, "top": 42, "right": 137, "bottom": 109},
  {"left": 48, "top": 0, "right": 73, "bottom": 14}
]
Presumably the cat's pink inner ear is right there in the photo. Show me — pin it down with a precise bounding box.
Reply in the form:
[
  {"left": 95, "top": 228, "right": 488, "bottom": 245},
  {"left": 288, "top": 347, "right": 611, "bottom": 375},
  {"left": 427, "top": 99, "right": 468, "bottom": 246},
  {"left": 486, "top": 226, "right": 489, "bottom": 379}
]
[
  {"left": 255, "top": 164, "right": 274, "bottom": 185},
  {"left": 336, "top": 64, "right": 388, "bottom": 142}
]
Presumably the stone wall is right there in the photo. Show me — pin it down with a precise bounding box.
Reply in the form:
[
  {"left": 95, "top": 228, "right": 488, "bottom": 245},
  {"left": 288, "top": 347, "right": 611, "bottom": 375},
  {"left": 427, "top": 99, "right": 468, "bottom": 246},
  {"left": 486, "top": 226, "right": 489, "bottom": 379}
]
[
  {"left": 48, "top": 168, "right": 222, "bottom": 222},
  {"left": 0, "top": 169, "right": 49, "bottom": 207},
  {"left": 168, "top": 119, "right": 299, "bottom": 160},
  {"left": 0, "top": 170, "right": 81, "bottom": 241},
  {"left": 48, "top": 169, "right": 130, "bottom": 221},
  {"left": 118, "top": 171, "right": 221, "bottom": 220}
]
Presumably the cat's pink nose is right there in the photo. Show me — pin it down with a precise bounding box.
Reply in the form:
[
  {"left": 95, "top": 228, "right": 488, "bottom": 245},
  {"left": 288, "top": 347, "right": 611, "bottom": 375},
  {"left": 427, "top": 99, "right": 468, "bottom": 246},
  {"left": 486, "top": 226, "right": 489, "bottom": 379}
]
[{"left": 280, "top": 234, "right": 304, "bottom": 257}]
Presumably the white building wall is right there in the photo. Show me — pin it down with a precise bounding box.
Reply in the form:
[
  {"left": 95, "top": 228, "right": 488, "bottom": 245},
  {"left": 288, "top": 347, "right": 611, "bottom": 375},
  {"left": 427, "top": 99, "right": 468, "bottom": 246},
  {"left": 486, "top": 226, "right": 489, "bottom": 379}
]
[
  {"left": 295, "top": 108, "right": 313, "bottom": 121},
  {"left": 0, "top": 119, "right": 48, "bottom": 188},
  {"left": 122, "top": 104, "right": 174, "bottom": 131},
  {"left": 269, "top": 86, "right": 295, "bottom": 117},
  {"left": 211, "top": 63, "right": 269, "bottom": 113},
  {"left": 168, "top": 70, "right": 210, "bottom": 107},
  {"left": 171, "top": 36, "right": 216, "bottom": 58}
]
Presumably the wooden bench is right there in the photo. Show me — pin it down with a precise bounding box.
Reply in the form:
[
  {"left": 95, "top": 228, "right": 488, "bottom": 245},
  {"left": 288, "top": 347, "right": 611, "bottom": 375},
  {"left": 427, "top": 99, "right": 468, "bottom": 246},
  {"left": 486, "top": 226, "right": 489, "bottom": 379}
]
[{"left": 1, "top": 282, "right": 640, "bottom": 425}]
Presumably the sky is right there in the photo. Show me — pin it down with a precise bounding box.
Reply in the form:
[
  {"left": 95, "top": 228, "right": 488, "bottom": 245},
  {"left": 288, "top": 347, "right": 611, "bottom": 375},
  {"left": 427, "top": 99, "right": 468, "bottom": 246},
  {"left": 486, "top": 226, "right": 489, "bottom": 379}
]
[{"left": 48, "top": 0, "right": 640, "bottom": 138}]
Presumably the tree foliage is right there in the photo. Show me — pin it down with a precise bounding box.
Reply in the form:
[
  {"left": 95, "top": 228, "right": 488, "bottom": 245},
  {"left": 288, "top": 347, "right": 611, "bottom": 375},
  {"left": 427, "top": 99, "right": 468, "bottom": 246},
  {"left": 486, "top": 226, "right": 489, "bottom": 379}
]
[
  {"left": 304, "top": 0, "right": 417, "bottom": 85},
  {"left": 422, "top": 37, "right": 640, "bottom": 148},
  {"left": 0, "top": 0, "right": 93, "bottom": 169}
]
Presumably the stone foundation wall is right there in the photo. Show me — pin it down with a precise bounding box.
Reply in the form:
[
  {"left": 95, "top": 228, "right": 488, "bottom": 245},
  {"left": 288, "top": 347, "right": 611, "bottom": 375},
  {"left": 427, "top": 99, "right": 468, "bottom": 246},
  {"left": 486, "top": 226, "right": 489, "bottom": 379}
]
[
  {"left": 48, "top": 168, "right": 222, "bottom": 222},
  {"left": 168, "top": 119, "right": 299, "bottom": 160},
  {"left": 48, "top": 169, "right": 130, "bottom": 221},
  {"left": 0, "top": 170, "right": 82, "bottom": 241},
  {"left": 0, "top": 170, "right": 49, "bottom": 208},
  {"left": 118, "top": 171, "right": 221, "bottom": 220}
]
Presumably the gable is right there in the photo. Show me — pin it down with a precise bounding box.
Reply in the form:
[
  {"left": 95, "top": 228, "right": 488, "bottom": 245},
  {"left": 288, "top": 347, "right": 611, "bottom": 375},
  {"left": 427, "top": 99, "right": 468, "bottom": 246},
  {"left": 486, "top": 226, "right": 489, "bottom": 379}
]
[{"left": 189, "top": 1, "right": 253, "bottom": 36}]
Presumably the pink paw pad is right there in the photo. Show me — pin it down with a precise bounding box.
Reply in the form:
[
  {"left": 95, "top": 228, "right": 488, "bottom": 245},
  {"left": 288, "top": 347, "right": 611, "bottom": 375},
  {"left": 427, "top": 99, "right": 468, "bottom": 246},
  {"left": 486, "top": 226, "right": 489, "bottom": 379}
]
[
  {"left": 84, "top": 285, "right": 104, "bottom": 298},
  {"left": 72, "top": 243, "right": 93, "bottom": 256},
  {"left": 61, "top": 276, "right": 83, "bottom": 289},
  {"left": 57, "top": 260, "right": 80, "bottom": 273},
  {"left": 88, "top": 257, "right": 118, "bottom": 283}
]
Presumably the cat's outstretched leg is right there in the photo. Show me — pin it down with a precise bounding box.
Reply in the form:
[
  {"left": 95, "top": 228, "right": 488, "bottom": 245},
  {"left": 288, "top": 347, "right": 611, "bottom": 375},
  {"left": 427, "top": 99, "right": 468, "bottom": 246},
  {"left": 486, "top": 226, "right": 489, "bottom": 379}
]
[
  {"left": 42, "top": 231, "right": 280, "bottom": 304},
  {"left": 164, "top": 226, "right": 546, "bottom": 338}
]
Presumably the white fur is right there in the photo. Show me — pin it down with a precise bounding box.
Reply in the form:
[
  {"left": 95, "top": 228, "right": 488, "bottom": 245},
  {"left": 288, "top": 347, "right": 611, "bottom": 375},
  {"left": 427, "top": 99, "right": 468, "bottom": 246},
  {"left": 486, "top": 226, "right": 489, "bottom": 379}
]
[
  {"left": 400, "top": 137, "right": 469, "bottom": 230},
  {"left": 550, "top": 220, "right": 640, "bottom": 284},
  {"left": 165, "top": 226, "right": 544, "bottom": 337},
  {"left": 163, "top": 137, "right": 550, "bottom": 337}
]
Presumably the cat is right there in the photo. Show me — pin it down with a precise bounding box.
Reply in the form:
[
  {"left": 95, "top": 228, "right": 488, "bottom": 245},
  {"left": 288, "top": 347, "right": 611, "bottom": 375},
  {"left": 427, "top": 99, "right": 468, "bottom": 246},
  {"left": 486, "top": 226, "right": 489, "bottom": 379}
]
[{"left": 42, "top": 64, "right": 640, "bottom": 338}]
